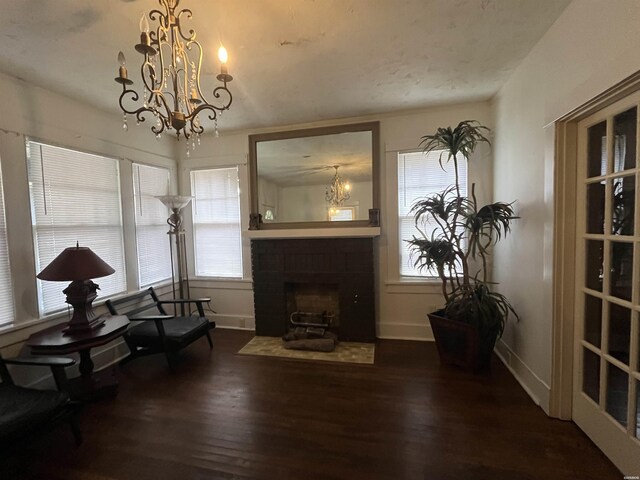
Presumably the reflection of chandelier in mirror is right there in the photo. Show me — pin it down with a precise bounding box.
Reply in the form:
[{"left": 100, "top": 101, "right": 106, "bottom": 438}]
[
  {"left": 115, "top": 0, "right": 234, "bottom": 157},
  {"left": 325, "top": 165, "right": 351, "bottom": 207}
]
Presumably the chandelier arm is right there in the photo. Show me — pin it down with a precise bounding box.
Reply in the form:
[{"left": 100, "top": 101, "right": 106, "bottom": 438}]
[
  {"left": 149, "top": 8, "right": 168, "bottom": 30},
  {"left": 174, "top": 54, "right": 191, "bottom": 115},
  {"left": 187, "top": 117, "right": 204, "bottom": 136},
  {"left": 150, "top": 90, "right": 174, "bottom": 123},
  {"left": 187, "top": 40, "right": 209, "bottom": 103},
  {"left": 118, "top": 87, "right": 141, "bottom": 115},
  {"left": 140, "top": 59, "right": 159, "bottom": 100},
  {"left": 118, "top": 89, "right": 157, "bottom": 128},
  {"left": 156, "top": 37, "right": 172, "bottom": 94},
  {"left": 211, "top": 85, "right": 233, "bottom": 110},
  {"left": 151, "top": 115, "right": 168, "bottom": 136},
  {"left": 175, "top": 8, "right": 196, "bottom": 42},
  {"left": 189, "top": 103, "right": 219, "bottom": 122}
]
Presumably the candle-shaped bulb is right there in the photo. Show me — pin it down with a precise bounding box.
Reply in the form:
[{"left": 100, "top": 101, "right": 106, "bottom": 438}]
[
  {"left": 139, "top": 13, "right": 150, "bottom": 33},
  {"left": 138, "top": 14, "right": 151, "bottom": 47},
  {"left": 345, "top": 183, "right": 351, "bottom": 192},
  {"left": 218, "top": 46, "right": 228, "bottom": 64},
  {"left": 117, "top": 51, "right": 128, "bottom": 80}
]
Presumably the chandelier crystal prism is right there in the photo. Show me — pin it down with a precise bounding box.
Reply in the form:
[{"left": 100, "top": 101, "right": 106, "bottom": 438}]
[
  {"left": 115, "top": 0, "right": 233, "bottom": 148},
  {"left": 325, "top": 165, "right": 351, "bottom": 207}
]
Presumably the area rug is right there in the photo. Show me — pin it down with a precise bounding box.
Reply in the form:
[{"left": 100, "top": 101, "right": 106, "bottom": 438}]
[{"left": 238, "top": 336, "right": 375, "bottom": 365}]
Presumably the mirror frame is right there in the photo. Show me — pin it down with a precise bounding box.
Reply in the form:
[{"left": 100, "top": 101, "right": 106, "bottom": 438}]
[{"left": 248, "top": 121, "right": 380, "bottom": 230}]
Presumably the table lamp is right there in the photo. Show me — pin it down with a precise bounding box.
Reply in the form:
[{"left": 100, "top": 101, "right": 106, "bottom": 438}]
[{"left": 37, "top": 243, "right": 115, "bottom": 335}]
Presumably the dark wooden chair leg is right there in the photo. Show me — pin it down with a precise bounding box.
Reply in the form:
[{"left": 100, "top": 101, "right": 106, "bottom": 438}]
[{"left": 205, "top": 331, "right": 213, "bottom": 349}]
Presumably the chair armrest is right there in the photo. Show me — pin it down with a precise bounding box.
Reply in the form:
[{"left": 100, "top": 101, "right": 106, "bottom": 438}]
[
  {"left": 158, "top": 298, "right": 211, "bottom": 305},
  {"left": 158, "top": 298, "right": 211, "bottom": 317},
  {"left": 4, "top": 356, "right": 76, "bottom": 368},
  {"left": 129, "top": 315, "right": 175, "bottom": 322},
  {"left": 3, "top": 356, "right": 75, "bottom": 391}
]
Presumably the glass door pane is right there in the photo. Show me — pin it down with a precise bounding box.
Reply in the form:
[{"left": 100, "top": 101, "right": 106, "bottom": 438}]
[{"left": 613, "top": 107, "right": 637, "bottom": 172}]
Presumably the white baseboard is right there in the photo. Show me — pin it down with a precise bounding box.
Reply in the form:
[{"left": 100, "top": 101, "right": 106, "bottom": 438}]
[
  {"left": 211, "top": 314, "right": 255, "bottom": 331},
  {"left": 377, "top": 322, "right": 434, "bottom": 341},
  {"left": 494, "top": 339, "right": 551, "bottom": 414}
]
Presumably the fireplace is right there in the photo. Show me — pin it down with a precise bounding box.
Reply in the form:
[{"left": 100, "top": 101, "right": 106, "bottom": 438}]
[{"left": 251, "top": 238, "right": 376, "bottom": 342}]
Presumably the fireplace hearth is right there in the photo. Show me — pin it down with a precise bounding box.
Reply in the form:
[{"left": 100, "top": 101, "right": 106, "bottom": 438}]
[{"left": 251, "top": 238, "right": 376, "bottom": 342}]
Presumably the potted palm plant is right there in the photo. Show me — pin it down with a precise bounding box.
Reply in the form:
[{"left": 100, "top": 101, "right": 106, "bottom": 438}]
[{"left": 406, "top": 120, "right": 518, "bottom": 370}]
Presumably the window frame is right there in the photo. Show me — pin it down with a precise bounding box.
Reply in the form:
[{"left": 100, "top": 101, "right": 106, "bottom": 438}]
[
  {"left": 190, "top": 165, "right": 243, "bottom": 280},
  {"left": 0, "top": 159, "right": 14, "bottom": 327},
  {"left": 26, "top": 139, "right": 127, "bottom": 317},
  {"left": 395, "top": 148, "right": 468, "bottom": 280},
  {"left": 132, "top": 162, "right": 172, "bottom": 288}
]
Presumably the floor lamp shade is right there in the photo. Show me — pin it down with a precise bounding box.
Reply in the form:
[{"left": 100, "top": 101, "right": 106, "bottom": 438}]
[{"left": 37, "top": 245, "right": 115, "bottom": 335}]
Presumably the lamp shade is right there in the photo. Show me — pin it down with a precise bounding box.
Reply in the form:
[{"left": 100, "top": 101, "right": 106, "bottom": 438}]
[
  {"left": 37, "top": 245, "right": 115, "bottom": 282},
  {"left": 156, "top": 195, "right": 193, "bottom": 210}
]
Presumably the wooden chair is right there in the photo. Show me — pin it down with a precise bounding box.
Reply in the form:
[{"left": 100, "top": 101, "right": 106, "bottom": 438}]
[
  {"left": 0, "top": 354, "right": 82, "bottom": 448},
  {"left": 105, "top": 287, "right": 215, "bottom": 370}
]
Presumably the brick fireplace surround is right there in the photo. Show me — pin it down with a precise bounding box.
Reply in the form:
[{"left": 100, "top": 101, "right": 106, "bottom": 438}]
[{"left": 251, "top": 237, "right": 376, "bottom": 342}]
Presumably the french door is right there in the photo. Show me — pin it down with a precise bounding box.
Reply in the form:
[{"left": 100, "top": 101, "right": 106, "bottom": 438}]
[{"left": 574, "top": 91, "right": 640, "bottom": 473}]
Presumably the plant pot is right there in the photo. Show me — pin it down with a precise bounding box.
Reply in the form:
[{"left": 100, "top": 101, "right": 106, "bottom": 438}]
[{"left": 427, "top": 309, "right": 500, "bottom": 371}]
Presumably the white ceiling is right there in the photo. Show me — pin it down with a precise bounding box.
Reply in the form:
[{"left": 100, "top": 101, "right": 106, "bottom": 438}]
[{"left": 0, "top": 0, "right": 570, "bottom": 133}]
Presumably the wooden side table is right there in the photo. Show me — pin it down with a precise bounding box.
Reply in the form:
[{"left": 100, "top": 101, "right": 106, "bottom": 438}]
[{"left": 26, "top": 315, "right": 129, "bottom": 401}]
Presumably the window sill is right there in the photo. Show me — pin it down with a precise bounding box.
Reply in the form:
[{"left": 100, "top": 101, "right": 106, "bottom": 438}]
[
  {"left": 0, "top": 315, "right": 69, "bottom": 347},
  {"left": 384, "top": 279, "right": 444, "bottom": 295},
  {"left": 190, "top": 278, "right": 253, "bottom": 290}
]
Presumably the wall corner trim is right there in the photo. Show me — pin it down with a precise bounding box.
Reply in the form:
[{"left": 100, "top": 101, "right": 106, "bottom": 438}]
[{"left": 495, "top": 339, "right": 552, "bottom": 415}]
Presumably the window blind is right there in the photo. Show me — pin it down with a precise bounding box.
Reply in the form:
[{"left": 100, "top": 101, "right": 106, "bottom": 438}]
[
  {"left": 133, "top": 164, "right": 172, "bottom": 287},
  {"left": 398, "top": 150, "right": 467, "bottom": 277},
  {"left": 27, "top": 141, "right": 126, "bottom": 314},
  {"left": 191, "top": 167, "right": 242, "bottom": 278},
  {"left": 0, "top": 161, "right": 14, "bottom": 326}
]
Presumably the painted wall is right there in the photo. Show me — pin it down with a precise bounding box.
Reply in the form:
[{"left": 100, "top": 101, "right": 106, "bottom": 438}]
[
  {"left": 179, "top": 101, "right": 493, "bottom": 340},
  {"left": 492, "top": 0, "right": 640, "bottom": 413},
  {"left": 278, "top": 181, "right": 372, "bottom": 222},
  {"left": 0, "top": 71, "right": 177, "bottom": 384}
]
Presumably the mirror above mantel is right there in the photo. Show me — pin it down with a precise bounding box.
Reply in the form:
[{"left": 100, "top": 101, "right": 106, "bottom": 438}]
[{"left": 248, "top": 122, "right": 380, "bottom": 230}]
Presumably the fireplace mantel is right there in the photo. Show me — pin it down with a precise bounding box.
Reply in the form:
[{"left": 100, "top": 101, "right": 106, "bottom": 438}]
[{"left": 245, "top": 227, "right": 380, "bottom": 240}]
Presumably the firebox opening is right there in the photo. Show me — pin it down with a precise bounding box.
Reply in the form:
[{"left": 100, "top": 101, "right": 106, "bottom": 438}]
[{"left": 285, "top": 282, "right": 340, "bottom": 334}]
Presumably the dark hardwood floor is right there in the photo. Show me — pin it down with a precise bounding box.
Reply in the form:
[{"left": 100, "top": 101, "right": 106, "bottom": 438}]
[{"left": 3, "top": 329, "right": 619, "bottom": 480}]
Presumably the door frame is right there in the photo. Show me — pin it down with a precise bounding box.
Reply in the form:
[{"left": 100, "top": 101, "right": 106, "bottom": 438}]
[{"left": 551, "top": 70, "right": 640, "bottom": 419}]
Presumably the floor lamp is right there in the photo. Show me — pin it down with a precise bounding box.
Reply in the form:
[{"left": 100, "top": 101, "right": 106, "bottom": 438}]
[{"left": 157, "top": 195, "right": 193, "bottom": 316}]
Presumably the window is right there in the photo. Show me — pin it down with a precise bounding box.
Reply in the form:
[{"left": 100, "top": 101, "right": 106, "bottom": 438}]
[
  {"left": 191, "top": 167, "right": 242, "bottom": 278},
  {"left": 0, "top": 160, "right": 14, "bottom": 326},
  {"left": 329, "top": 206, "right": 354, "bottom": 221},
  {"left": 397, "top": 150, "right": 467, "bottom": 277},
  {"left": 27, "top": 141, "right": 126, "bottom": 314},
  {"left": 133, "top": 164, "right": 171, "bottom": 287}
]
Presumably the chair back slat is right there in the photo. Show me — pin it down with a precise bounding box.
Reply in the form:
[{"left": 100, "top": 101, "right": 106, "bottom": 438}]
[{"left": 106, "top": 288, "right": 163, "bottom": 317}]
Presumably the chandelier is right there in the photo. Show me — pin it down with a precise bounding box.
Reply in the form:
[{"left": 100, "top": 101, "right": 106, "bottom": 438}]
[
  {"left": 325, "top": 165, "right": 351, "bottom": 207},
  {"left": 114, "top": 0, "right": 233, "bottom": 154}
]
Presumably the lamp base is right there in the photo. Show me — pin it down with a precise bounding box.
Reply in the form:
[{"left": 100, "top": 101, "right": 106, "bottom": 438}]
[
  {"left": 63, "top": 317, "right": 106, "bottom": 335},
  {"left": 62, "top": 280, "right": 106, "bottom": 336}
]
